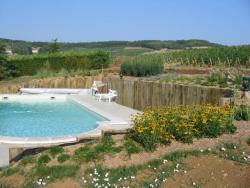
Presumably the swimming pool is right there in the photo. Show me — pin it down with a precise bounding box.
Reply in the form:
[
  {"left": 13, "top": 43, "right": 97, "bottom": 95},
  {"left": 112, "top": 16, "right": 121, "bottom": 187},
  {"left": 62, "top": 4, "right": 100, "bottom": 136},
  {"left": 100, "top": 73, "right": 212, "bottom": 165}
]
[{"left": 0, "top": 96, "right": 107, "bottom": 137}]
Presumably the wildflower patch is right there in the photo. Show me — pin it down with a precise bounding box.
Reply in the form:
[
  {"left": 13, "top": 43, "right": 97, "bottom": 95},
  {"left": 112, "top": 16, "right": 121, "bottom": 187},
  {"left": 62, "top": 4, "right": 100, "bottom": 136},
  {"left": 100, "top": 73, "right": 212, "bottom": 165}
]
[{"left": 133, "top": 104, "right": 236, "bottom": 151}]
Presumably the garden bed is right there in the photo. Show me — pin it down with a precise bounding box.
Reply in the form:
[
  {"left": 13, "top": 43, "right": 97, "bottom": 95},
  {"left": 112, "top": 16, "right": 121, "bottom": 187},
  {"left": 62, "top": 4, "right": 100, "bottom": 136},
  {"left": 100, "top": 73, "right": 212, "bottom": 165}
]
[{"left": 0, "top": 121, "right": 249, "bottom": 188}]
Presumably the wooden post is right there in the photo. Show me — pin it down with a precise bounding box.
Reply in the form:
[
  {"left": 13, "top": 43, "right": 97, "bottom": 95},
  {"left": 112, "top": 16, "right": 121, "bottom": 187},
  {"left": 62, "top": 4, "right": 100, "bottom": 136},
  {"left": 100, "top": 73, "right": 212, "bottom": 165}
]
[{"left": 209, "top": 58, "right": 212, "bottom": 67}]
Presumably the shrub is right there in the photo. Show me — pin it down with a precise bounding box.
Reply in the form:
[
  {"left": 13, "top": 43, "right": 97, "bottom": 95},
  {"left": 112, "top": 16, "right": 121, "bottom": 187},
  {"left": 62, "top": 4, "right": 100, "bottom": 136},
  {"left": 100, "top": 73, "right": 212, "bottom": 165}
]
[
  {"left": 74, "top": 146, "right": 99, "bottom": 163},
  {"left": 50, "top": 146, "right": 63, "bottom": 157},
  {"left": 203, "top": 73, "right": 228, "bottom": 87},
  {"left": 74, "top": 135, "right": 122, "bottom": 163},
  {"left": 233, "top": 75, "right": 243, "bottom": 88},
  {"left": 57, "top": 154, "right": 70, "bottom": 163},
  {"left": 35, "top": 165, "right": 78, "bottom": 180},
  {"left": 22, "top": 182, "right": 38, "bottom": 188},
  {"left": 247, "top": 137, "right": 250, "bottom": 146},
  {"left": 133, "top": 104, "right": 235, "bottom": 151},
  {"left": 234, "top": 105, "right": 250, "bottom": 121},
  {"left": 0, "top": 182, "right": 10, "bottom": 188},
  {"left": 1, "top": 167, "right": 19, "bottom": 176},
  {"left": 37, "top": 155, "right": 51, "bottom": 165},
  {"left": 120, "top": 55, "right": 164, "bottom": 77},
  {"left": 20, "top": 156, "right": 36, "bottom": 166},
  {"left": 94, "top": 135, "right": 122, "bottom": 154},
  {"left": 164, "top": 150, "right": 200, "bottom": 162},
  {"left": 124, "top": 135, "right": 141, "bottom": 156}
]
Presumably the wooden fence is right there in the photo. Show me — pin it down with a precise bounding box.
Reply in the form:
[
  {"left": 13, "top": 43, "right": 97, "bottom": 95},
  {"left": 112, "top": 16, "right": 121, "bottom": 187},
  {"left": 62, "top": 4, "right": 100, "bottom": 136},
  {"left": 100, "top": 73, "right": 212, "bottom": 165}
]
[
  {"left": 0, "top": 76, "right": 233, "bottom": 110},
  {"left": 104, "top": 77, "right": 233, "bottom": 110}
]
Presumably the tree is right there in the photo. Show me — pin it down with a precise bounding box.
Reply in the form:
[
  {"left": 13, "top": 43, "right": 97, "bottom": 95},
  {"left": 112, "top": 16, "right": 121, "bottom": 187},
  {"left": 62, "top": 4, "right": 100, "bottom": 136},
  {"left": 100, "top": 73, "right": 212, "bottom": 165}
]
[
  {"left": 12, "top": 44, "right": 32, "bottom": 55},
  {"left": 49, "top": 38, "right": 60, "bottom": 53},
  {"left": 0, "top": 43, "right": 19, "bottom": 80},
  {"left": 0, "top": 43, "right": 7, "bottom": 80},
  {"left": 0, "top": 43, "right": 6, "bottom": 58}
]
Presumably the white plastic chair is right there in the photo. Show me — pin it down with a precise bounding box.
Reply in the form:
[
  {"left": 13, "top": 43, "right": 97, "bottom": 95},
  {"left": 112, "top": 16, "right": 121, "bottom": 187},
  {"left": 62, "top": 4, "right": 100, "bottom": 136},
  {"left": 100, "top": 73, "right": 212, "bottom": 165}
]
[{"left": 95, "top": 89, "right": 118, "bottom": 103}]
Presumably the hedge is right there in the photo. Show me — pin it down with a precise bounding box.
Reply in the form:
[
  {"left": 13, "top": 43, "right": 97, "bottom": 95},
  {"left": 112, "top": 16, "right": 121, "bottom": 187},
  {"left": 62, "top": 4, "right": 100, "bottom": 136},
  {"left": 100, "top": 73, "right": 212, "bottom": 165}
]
[
  {"left": 120, "top": 55, "right": 164, "bottom": 77},
  {"left": 7, "top": 51, "right": 110, "bottom": 76}
]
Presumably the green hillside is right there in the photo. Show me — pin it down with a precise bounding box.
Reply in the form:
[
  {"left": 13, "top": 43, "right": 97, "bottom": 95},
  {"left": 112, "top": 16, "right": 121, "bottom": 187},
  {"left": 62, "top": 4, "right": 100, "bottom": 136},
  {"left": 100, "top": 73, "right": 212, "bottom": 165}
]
[{"left": 0, "top": 38, "right": 221, "bottom": 55}]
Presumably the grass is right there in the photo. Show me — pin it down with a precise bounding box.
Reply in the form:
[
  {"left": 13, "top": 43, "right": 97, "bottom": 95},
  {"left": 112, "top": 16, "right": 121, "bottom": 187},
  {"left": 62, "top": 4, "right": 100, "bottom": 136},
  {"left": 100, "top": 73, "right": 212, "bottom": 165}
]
[
  {"left": 22, "top": 182, "right": 38, "bottom": 188},
  {"left": 74, "top": 135, "right": 122, "bottom": 163},
  {"left": 225, "top": 152, "right": 246, "bottom": 164},
  {"left": 218, "top": 142, "right": 249, "bottom": 164},
  {"left": 0, "top": 182, "right": 10, "bottom": 188},
  {"left": 247, "top": 137, "right": 250, "bottom": 146},
  {"left": 1, "top": 134, "right": 248, "bottom": 187},
  {"left": 147, "top": 159, "right": 162, "bottom": 169},
  {"left": 37, "top": 155, "right": 51, "bottom": 165},
  {"left": 83, "top": 165, "right": 142, "bottom": 187},
  {"left": 35, "top": 165, "right": 79, "bottom": 180},
  {"left": 82, "top": 150, "right": 205, "bottom": 187},
  {"left": 57, "top": 154, "right": 70, "bottom": 163},
  {"left": 94, "top": 135, "right": 122, "bottom": 153},
  {"left": 49, "top": 146, "right": 64, "bottom": 157},
  {"left": 74, "top": 145, "right": 99, "bottom": 163},
  {"left": 163, "top": 150, "right": 202, "bottom": 162},
  {"left": 124, "top": 135, "right": 141, "bottom": 156},
  {"left": 1, "top": 167, "right": 19, "bottom": 176},
  {"left": 223, "top": 142, "right": 238, "bottom": 150},
  {"left": 234, "top": 105, "right": 250, "bottom": 121},
  {"left": 140, "top": 165, "right": 175, "bottom": 187},
  {"left": 20, "top": 156, "right": 36, "bottom": 166}
]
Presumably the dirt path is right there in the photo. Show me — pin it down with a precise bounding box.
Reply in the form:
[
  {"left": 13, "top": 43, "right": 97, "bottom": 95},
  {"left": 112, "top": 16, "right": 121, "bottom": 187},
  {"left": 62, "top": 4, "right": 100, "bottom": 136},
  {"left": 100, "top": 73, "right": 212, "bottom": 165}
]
[{"left": 103, "top": 121, "right": 250, "bottom": 168}]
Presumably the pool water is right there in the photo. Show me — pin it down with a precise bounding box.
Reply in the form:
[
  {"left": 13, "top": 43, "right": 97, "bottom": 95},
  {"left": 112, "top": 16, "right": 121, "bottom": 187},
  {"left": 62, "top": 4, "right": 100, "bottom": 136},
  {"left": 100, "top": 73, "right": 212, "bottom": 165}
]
[{"left": 0, "top": 99, "right": 107, "bottom": 137}]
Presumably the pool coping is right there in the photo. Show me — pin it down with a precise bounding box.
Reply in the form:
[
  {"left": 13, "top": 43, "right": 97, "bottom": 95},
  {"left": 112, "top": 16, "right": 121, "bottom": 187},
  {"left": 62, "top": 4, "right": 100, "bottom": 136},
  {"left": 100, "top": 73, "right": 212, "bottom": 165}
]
[{"left": 0, "top": 94, "right": 139, "bottom": 148}]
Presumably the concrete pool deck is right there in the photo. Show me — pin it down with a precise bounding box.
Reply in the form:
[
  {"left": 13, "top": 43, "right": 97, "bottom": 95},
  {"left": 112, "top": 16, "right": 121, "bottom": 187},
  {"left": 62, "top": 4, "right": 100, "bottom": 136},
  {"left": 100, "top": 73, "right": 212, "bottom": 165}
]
[{"left": 0, "top": 93, "right": 140, "bottom": 148}]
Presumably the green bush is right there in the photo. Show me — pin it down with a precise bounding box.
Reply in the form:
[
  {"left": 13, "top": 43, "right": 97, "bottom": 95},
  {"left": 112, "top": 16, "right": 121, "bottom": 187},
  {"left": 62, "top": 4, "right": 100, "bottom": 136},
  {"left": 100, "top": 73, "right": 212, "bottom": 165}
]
[
  {"left": 35, "top": 165, "right": 78, "bottom": 180},
  {"left": 203, "top": 73, "right": 228, "bottom": 88},
  {"left": 247, "top": 137, "right": 250, "bottom": 146},
  {"left": 20, "top": 156, "right": 35, "bottom": 166},
  {"left": 124, "top": 135, "right": 141, "bottom": 156},
  {"left": 233, "top": 75, "right": 243, "bottom": 88},
  {"left": 7, "top": 51, "right": 110, "bottom": 77},
  {"left": 57, "top": 154, "right": 70, "bottom": 163},
  {"left": 121, "top": 55, "right": 164, "bottom": 77},
  {"left": 74, "top": 135, "right": 122, "bottom": 163},
  {"left": 50, "top": 146, "right": 63, "bottom": 157},
  {"left": 0, "top": 182, "right": 10, "bottom": 188},
  {"left": 37, "top": 155, "right": 51, "bottom": 165},
  {"left": 1, "top": 167, "right": 19, "bottom": 176},
  {"left": 22, "top": 182, "right": 38, "bottom": 188},
  {"left": 234, "top": 105, "right": 250, "bottom": 121},
  {"left": 74, "top": 146, "right": 99, "bottom": 163}
]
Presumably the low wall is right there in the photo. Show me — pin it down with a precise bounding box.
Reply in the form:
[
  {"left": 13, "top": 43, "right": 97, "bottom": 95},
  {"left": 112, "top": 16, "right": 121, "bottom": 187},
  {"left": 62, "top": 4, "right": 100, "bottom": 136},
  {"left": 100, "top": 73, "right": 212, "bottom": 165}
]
[
  {"left": 104, "top": 76, "right": 233, "bottom": 110},
  {"left": 0, "top": 75, "right": 233, "bottom": 110}
]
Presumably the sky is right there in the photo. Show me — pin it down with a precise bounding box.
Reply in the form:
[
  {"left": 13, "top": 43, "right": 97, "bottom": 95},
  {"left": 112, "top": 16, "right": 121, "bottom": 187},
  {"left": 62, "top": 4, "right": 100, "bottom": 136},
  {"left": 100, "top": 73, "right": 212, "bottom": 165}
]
[{"left": 0, "top": 0, "right": 249, "bottom": 45}]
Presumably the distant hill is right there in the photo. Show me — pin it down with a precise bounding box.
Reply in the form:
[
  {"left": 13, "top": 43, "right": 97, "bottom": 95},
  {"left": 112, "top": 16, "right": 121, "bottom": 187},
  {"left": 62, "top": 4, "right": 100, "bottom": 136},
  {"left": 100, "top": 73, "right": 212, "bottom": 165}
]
[{"left": 0, "top": 38, "right": 221, "bottom": 55}]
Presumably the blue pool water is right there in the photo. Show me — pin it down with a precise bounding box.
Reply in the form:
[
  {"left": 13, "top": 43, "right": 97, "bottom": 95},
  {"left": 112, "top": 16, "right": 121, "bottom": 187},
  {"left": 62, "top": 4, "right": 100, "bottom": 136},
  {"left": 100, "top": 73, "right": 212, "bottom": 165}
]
[{"left": 0, "top": 99, "right": 107, "bottom": 137}]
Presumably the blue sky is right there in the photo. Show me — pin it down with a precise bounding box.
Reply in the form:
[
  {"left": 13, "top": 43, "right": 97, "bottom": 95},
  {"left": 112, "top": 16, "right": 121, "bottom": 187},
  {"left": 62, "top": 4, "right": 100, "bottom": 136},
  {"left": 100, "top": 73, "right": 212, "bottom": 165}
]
[{"left": 0, "top": 0, "right": 249, "bottom": 45}]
